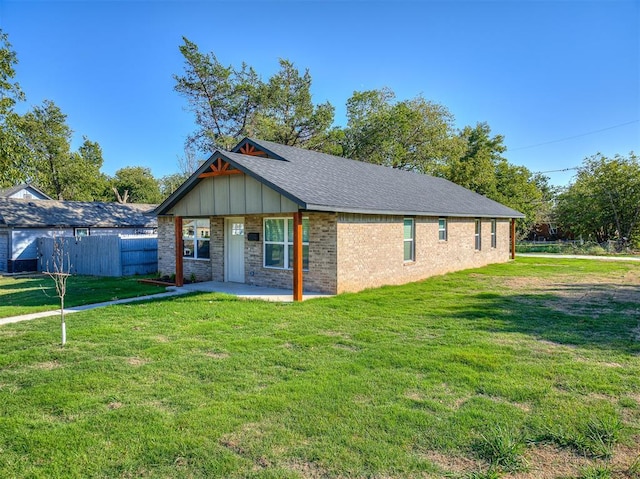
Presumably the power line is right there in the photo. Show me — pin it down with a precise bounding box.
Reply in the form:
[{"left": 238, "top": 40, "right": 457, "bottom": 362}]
[
  {"left": 535, "top": 167, "right": 580, "bottom": 174},
  {"left": 510, "top": 120, "right": 639, "bottom": 151}
]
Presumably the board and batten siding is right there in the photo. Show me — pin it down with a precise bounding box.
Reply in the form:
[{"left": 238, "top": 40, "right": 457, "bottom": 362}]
[{"left": 168, "top": 175, "right": 299, "bottom": 217}]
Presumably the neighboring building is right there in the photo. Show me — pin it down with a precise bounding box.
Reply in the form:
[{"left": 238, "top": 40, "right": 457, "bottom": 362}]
[
  {"left": 0, "top": 183, "right": 52, "bottom": 200},
  {"left": 0, "top": 198, "right": 157, "bottom": 273},
  {"left": 155, "top": 138, "right": 524, "bottom": 299}
]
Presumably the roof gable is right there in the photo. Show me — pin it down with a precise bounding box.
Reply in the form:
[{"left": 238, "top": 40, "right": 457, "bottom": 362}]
[{"left": 0, "top": 183, "right": 52, "bottom": 200}]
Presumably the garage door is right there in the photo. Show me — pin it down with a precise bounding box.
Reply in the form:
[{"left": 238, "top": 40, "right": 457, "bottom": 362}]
[{"left": 0, "top": 232, "right": 7, "bottom": 273}]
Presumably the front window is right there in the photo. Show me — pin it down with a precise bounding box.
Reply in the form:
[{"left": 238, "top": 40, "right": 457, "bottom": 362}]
[
  {"left": 474, "top": 219, "right": 481, "bottom": 251},
  {"left": 404, "top": 218, "right": 415, "bottom": 261},
  {"left": 264, "top": 217, "right": 309, "bottom": 270},
  {"left": 183, "top": 218, "right": 210, "bottom": 259},
  {"left": 74, "top": 227, "right": 89, "bottom": 237},
  {"left": 438, "top": 218, "right": 447, "bottom": 241},
  {"left": 491, "top": 219, "right": 497, "bottom": 248}
]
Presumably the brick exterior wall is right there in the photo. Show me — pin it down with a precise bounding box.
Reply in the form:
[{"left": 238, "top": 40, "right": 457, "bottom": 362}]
[
  {"left": 336, "top": 215, "right": 511, "bottom": 293},
  {"left": 158, "top": 213, "right": 512, "bottom": 295},
  {"left": 244, "top": 212, "right": 337, "bottom": 293},
  {"left": 157, "top": 216, "right": 175, "bottom": 278},
  {"left": 157, "top": 215, "right": 214, "bottom": 282}
]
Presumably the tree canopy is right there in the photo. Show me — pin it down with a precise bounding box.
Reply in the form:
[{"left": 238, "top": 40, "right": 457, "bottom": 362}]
[{"left": 555, "top": 152, "right": 640, "bottom": 248}]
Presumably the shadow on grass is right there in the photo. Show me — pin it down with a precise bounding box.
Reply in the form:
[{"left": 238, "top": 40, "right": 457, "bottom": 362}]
[{"left": 446, "top": 282, "right": 640, "bottom": 354}]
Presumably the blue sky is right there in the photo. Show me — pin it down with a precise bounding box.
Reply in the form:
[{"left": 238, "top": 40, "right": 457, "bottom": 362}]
[{"left": 1, "top": 0, "right": 638, "bottom": 186}]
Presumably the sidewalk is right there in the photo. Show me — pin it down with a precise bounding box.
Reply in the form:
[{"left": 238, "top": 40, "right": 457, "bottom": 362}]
[
  {"left": 518, "top": 253, "right": 640, "bottom": 262},
  {"left": 0, "top": 289, "right": 188, "bottom": 326}
]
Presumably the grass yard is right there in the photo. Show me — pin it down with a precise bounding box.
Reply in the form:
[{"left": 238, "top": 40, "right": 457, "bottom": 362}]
[
  {"left": 0, "top": 257, "right": 639, "bottom": 478},
  {"left": 0, "top": 275, "right": 167, "bottom": 318}
]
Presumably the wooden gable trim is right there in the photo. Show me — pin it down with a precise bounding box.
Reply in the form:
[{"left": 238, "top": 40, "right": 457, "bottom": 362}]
[
  {"left": 198, "top": 157, "right": 243, "bottom": 178},
  {"left": 238, "top": 143, "right": 268, "bottom": 157}
]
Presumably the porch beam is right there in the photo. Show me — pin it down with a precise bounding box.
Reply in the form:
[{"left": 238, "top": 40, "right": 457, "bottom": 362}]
[
  {"left": 293, "top": 211, "right": 303, "bottom": 301},
  {"left": 511, "top": 218, "right": 516, "bottom": 260},
  {"left": 175, "top": 216, "right": 184, "bottom": 286}
]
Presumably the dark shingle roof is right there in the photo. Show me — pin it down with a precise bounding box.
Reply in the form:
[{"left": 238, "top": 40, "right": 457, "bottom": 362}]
[
  {"left": 157, "top": 138, "right": 524, "bottom": 218},
  {"left": 0, "top": 198, "right": 157, "bottom": 228}
]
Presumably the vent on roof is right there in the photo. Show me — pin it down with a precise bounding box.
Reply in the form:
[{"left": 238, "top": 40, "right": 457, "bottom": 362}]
[{"left": 28, "top": 202, "right": 35, "bottom": 207}]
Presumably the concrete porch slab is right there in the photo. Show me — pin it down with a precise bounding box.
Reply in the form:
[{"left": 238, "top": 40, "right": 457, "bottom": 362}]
[{"left": 169, "top": 281, "right": 333, "bottom": 302}]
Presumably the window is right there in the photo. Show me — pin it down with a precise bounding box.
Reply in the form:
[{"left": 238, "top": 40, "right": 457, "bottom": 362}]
[
  {"left": 183, "top": 218, "right": 210, "bottom": 259},
  {"left": 438, "top": 218, "right": 447, "bottom": 241},
  {"left": 264, "top": 217, "right": 309, "bottom": 270},
  {"left": 491, "top": 219, "right": 497, "bottom": 248},
  {"left": 404, "top": 218, "right": 415, "bottom": 261},
  {"left": 474, "top": 219, "right": 481, "bottom": 251},
  {"left": 74, "top": 227, "right": 89, "bottom": 237}
]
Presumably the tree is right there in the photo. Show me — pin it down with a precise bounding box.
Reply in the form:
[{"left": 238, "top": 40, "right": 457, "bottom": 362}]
[
  {"left": 19, "top": 101, "right": 107, "bottom": 200},
  {"left": 174, "top": 38, "right": 338, "bottom": 154},
  {"left": 111, "top": 166, "right": 162, "bottom": 204},
  {"left": 446, "top": 122, "right": 551, "bottom": 236},
  {"left": 253, "top": 59, "right": 336, "bottom": 150},
  {"left": 447, "top": 122, "right": 505, "bottom": 197},
  {"left": 555, "top": 152, "right": 640, "bottom": 248},
  {"left": 0, "top": 29, "right": 27, "bottom": 186},
  {"left": 174, "top": 37, "right": 263, "bottom": 152},
  {"left": 43, "top": 235, "right": 71, "bottom": 347},
  {"left": 342, "top": 88, "right": 464, "bottom": 175},
  {"left": 159, "top": 173, "right": 186, "bottom": 198}
]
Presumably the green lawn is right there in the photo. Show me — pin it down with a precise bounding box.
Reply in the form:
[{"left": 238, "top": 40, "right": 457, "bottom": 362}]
[
  {"left": 0, "top": 275, "right": 167, "bottom": 318},
  {"left": 0, "top": 257, "right": 639, "bottom": 478}
]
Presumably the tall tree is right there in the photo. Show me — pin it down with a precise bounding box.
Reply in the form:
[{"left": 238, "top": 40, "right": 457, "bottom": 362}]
[
  {"left": 174, "top": 39, "right": 338, "bottom": 154},
  {"left": 254, "top": 59, "right": 335, "bottom": 150},
  {"left": 555, "top": 152, "right": 640, "bottom": 248},
  {"left": 19, "top": 100, "right": 106, "bottom": 200},
  {"left": 111, "top": 166, "right": 162, "bottom": 204},
  {"left": 342, "top": 88, "right": 464, "bottom": 175},
  {"left": 174, "top": 37, "right": 263, "bottom": 152},
  {"left": 448, "top": 122, "right": 505, "bottom": 197},
  {"left": 0, "top": 29, "right": 27, "bottom": 186}
]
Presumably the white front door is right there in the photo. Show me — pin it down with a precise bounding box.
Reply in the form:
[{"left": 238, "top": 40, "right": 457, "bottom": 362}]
[{"left": 225, "top": 217, "right": 245, "bottom": 283}]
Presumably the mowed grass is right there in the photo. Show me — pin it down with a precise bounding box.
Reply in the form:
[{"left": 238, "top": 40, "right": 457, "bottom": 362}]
[
  {"left": 0, "top": 275, "right": 167, "bottom": 318},
  {"left": 0, "top": 257, "right": 639, "bottom": 478}
]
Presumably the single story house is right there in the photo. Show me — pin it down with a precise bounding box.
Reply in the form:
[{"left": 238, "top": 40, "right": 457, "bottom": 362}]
[
  {"left": 156, "top": 138, "right": 524, "bottom": 299},
  {"left": 0, "top": 198, "right": 157, "bottom": 273}
]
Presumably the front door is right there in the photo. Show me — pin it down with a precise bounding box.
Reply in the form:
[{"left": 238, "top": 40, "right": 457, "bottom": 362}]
[{"left": 225, "top": 217, "right": 245, "bottom": 283}]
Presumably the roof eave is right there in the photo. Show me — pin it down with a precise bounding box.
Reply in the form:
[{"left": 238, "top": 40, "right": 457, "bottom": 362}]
[{"left": 304, "top": 204, "right": 525, "bottom": 218}]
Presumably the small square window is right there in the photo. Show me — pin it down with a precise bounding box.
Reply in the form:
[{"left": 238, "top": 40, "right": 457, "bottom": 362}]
[{"left": 74, "top": 227, "right": 89, "bottom": 237}]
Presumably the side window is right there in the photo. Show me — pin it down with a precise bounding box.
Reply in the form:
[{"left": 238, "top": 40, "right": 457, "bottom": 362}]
[
  {"left": 404, "top": 218, "right": 415, "bottom": 262},
  {"left": 474, "top": 219, "right": 481, "bottom": 251},
  {"left": 491, "top": 219, "right": 497, "bottom": 248},
  {"left": 438, "top": 218, "right": 447, "bottom": 241}
]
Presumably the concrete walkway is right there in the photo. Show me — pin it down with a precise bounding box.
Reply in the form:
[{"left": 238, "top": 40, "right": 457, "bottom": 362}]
[
  {"left": 518, "top": 253, "right": 640, "bottom": 262},
  {"left": 0, "top": 289, "right": 188, "bottom": 326},
  {"left": 171, "top": 281, "right": 333, "bottom": 302},
  {"left": 0, "top": 282, "right": 332, "bottom": 326}
]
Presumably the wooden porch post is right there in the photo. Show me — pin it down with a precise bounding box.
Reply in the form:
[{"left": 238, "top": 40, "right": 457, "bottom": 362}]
[
  {"left": 175, "top": 216, "right": 184, "bottom": 287},
  {"left": 511, "top": 218, "right": 516, "bottom": 260},
  {"left": 293, "top": 211, "right": 303, "bottom": 301}
]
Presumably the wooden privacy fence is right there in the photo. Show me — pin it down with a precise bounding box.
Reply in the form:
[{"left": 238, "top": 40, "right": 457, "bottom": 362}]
[{"left": 38, "top": 235, "right": 157, "bottom": 277}]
